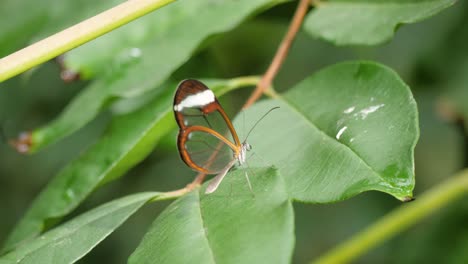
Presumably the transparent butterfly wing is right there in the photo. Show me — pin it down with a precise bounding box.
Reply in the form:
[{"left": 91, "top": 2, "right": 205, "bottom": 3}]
[
  {"left": 178, "top": 106, "right": 236, "bottom": 143},
  {"left": 179, "top": 128, "right": 235, "bottom": 173},
  {"left": 174, "top": 79, "right": 241, "bottom": 174}
]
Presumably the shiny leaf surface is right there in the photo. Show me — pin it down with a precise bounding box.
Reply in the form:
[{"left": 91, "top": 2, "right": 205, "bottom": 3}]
[{"left": 242, "top": 61, "right": 418, "bottom": 202}]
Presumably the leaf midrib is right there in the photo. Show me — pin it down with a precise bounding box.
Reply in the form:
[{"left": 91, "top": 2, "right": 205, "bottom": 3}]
[
  {"left": 195, "top": 191, "right": 217, "bottom": 264},
  {"left": 277, "top": 93, "right": 391, "bottom": 187}
]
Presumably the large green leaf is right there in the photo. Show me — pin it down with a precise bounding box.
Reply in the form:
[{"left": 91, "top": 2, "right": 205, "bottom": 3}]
[
  {"left": 129, "top": 168, "right": 294, "bottom": 264},
  {"left": 304, "top": 0, "right": 456, "bottom": 46},
  {"left": 129, "top": 61, "right": 418, "bottom": 263},
  {"left": 242, "top": 61, "right": 418, "bottom": 202},
  {"left": 0, "top": 192, "right": 159, "bottom": 264},
  {"left": 3, "top": 78, "right": 255, "bottom": 251},
  {"left": 26, "top": 0, "right": 289, "bottom": 152}
]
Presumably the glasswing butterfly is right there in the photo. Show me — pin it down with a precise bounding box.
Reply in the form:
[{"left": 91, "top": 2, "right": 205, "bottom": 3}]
[
  {"left": 174, "top": 79, "right": 277, "bottom": 194},
  {"left": 173, "top": 79, "right": 252, "bottom": 194}
]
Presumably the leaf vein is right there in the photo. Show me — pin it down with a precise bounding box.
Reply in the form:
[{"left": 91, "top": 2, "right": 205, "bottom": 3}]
[
  {"left": 195, "top": 191, "right": 217, "bottom": 264},
  {"left": 277, "top": 94, "right": 390, "bottom": 186}
]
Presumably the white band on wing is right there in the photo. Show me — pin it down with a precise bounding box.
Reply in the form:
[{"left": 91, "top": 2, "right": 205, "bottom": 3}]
[{"left": 174, "top": 90, "right": 215, "bottom": 111}]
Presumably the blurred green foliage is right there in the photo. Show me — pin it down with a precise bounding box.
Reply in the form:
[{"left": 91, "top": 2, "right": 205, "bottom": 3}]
[{"left": 0, "top": 0, "right": 467, "bottom": 263}]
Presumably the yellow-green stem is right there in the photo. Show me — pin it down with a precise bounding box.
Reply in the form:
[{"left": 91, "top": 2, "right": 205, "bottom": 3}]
[
  {"left": 0, "top": 0, "right": 176, "bottom": 82},
  {"left": 312, "top": 169, "right": 468, "bottom": 264},
  {"left": 228, "top": 76, "right": 261, "bottom": 90}
]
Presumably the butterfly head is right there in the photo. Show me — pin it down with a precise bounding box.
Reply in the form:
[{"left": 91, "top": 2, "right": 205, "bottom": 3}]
[
  {"left": 244, "top": 142, "right": 252, "bottom": 151},
  {"left": 238, "top": 142, "right": 251, "bottom": 165}
]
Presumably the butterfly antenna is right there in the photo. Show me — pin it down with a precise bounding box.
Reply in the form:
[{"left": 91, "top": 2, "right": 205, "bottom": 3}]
[{"left": 243, "top": 106, "right": 280, "bottom": 142}]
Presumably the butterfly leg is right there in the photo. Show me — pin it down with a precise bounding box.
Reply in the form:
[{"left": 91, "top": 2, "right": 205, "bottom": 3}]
[
  {"left": 243, "top": 169, "right": 254, "bottom": 196},
  {"left": 242, "top": 160, "right": 255, "bottom": 197}
]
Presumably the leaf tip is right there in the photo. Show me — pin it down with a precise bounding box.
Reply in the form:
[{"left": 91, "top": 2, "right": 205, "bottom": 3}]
[{"left": 401, "top": 196, "right": 415, "bottom": 203}]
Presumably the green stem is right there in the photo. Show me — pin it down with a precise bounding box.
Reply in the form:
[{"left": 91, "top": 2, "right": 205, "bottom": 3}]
[
  {"left": 0, "top": 0, "right": 176, "bottom": 82},
  {"left": 312, "top": 169, "right": 468, "bottom": 264},
  {"left": 228, "top": 75, "right": 261, "bottom": 89},
  {"left": 222, "top": 75, "right": 262, "bottom": 95}
]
